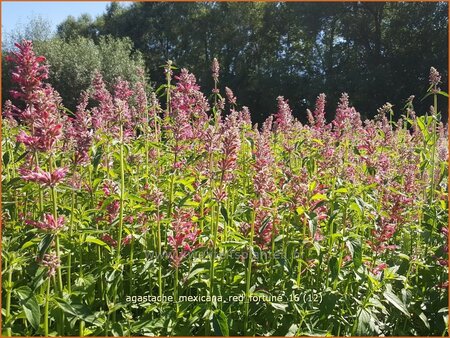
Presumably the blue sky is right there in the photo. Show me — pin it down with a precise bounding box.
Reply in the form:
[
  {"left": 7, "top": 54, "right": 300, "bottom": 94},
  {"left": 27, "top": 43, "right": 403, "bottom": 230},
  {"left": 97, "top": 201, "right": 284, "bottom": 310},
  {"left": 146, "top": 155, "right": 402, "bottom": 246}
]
[{"left": 2, "top": 1, "right": 118, "bottom": 38}]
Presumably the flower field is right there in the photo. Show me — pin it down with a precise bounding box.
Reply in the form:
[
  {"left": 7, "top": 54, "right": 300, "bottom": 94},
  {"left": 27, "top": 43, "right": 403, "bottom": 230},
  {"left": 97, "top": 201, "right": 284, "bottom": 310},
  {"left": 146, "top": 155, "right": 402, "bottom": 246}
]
[{"left": 1, "top": 40, "right": 448, "bottom": 336}]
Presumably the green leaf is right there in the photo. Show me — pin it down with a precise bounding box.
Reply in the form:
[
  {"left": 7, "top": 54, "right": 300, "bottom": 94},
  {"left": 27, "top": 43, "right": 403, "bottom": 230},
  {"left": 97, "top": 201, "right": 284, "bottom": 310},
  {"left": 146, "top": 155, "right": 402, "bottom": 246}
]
[
  {"left": 212, "top": 310, "right": 229, "bottom": 336},
  {"left": 346, "top": 237, "right": 362, "bottom": 269},
  {"left": 85, "top": 236, "right": 111, "bottom": 252},
  {"left": 355, "top": 308, "right": 371, "bottom": 335},
  {"left": 21, "top": 238, "right": 39, "bottom": 250},
  {"left": 14, "top": 150, "right": 30, "bottom": 164},
  {"left": 31, "top": 267, "right": 47, "bottom": 291},
  {"left": 38, "top": 234, "right": 54, "bottom": 259},
  {"left": 125, "top": 193, "right": 146, "bottom": 203},
  {"left": 296, "top": 206, "right": 305, "bottom": 215},
  {"left": 92, "top": 145, "right": 103, "bottom": 171},
  {"left": 383, "top": 287, "right": 410, "bottom": 317},
  {"left": 3, "top": 151, "right": 10, "bottom": 167},
  {"left": 15, "top": 286, "right": 41, "bottom": 330},
  {"left": 329, "top": 256, "right": 339, "bottom": 281},
  {"left": 311, "top": 193, "right": 328, "bottom": 201},
  {"left": 54, "top": 298, "right": 102, "bottom": 327},
  {"left": 220, "top": 205, "right": 229, "bottom": 224},
  {"left": 334, "top": 188, "right": 348, "bottom": 194},
  {"left": 418, "top": 311, "right": 430, "bottom": 329},
  {"left": 258, "top": 216, "right": 271, "bottom": 235},
  {"left": 270, "top": 302, "right": 288, "bottom": 312}
]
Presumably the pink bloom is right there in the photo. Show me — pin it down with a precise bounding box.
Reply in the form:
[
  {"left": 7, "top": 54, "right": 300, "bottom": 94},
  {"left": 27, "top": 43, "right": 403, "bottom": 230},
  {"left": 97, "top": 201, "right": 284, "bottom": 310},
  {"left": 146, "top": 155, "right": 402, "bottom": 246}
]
[
  {"left": 141, "top": 185, "right": 164, "bottom": 207},
  {"left": 2, "top": 100, "right": 18, "bottom": 126},
  {"left": 41, "top": 253, "right": 60, "bottom": 277},
  {"left": 312, "top": 93, "right": 327, "bottom": 130},
  {"left": 273, "top": 96, "right": 293, "bottom": 131},
  {"left": 7, "top": 40, "right": 64, "bottom": 153},
  {"left": 134, "top": 78, "right": 148, "bottom": 125},
  {"left": 20, "top": 166, "right": 68, "bottom": 187},
  {"left": 66, "top": 91, "right": 93, "bottom": 165},
  {"left": 225, "top": 87, "right": 237, "bottom": 105},
  {"left": 168, "top": 208, "right": 202, "bottom": 267},
  {"left": 7, "top": 40, "right": 49, "bottom": 103},
  {"left": 253, "top": 132, "right": 276, "bottom": 196},
  {"left": 122, "top": 234, "right": 133, "bottom": 246},
  {"left": 332, "top": 93, "right": 362, "bottom": 134},
  {"left": 101, "top": 234, "right": 118, "bottom": 248},
  {"left": 373, "top": 263, "right": 388, "bottom": 275},
  {"left": 169, "top": 68, "right": 210, "bottom": 144},
  {"left": 218, "top": 114, "right": 241, "bottom": 184},
  {"left": 211, "top": 58, "right": 220, "bottom": 83},
  {"left": 106, "top": 200, "right": 120, "bottom": 222},
  {"left": 26, "top": 214, "right": 65, "bottom": 232},
  {"left": 429, "top": 67, "right": 441, "bottom": 87},
  {"left": 16, "top": 130, "right": 40, "bottom": 147},
  {"left": 90, "top": 72, "right": 115, "bottom": 134},
  {"left": 102, "top": 180, "right": 118, "bottom": 197}
]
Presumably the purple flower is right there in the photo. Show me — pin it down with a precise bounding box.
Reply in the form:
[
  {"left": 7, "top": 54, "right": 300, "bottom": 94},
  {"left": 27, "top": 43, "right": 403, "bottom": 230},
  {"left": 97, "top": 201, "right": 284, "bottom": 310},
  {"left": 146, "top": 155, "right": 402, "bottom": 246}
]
[
  {"left": 90, "top": 72, "right": 114, "bottom": 133},
  {"left": 26, "top": 214, "right": 65, "bottom": 232},
  {"left": 7, "top": 40, "right": 49, "bottom": 104},
  {"left": 66, "top": 91, "right": 93, "bottom": 165},
  {"left": 218, "top": 114, "right": 241, "bottom": 184},
  {"left": 167, "top": 68, "right": 210, "bottom": 156},
  {"left": 20, "top": 167, "right": 68, "bottom": 187},
  {"left": 225, "top": 87, "right": 237, "bottom": 105},
  {"left": 122, "top": 234, "right": 133, "bottom": 246},
  {"left": 106, "top": 200, "right": 120, "bottom": 223},
  {"left": 134, "top": 78, "right": 148, "bottom": 125},
  {"left": 101, "top": 234, "right": 118, "bottom": 248},
  {"left": 273, "top": 96, "right": 293, "bottom": 131},
  {"left": 41, "top": 253, "right": 60, "bottom": 277},
  {"left": 211, "top": 58, "right": 220, "bottom": 83},
  {"left": 253, "top": 133, "right": 276, "bottom": 196},
  {"left": 312, "top": 93, "right": 327, "bottom": 130},
  {"left": 332, "top": 93, "right": 362, "bottom": 134},
  {"left": 168, "top": 208, "right": 202, "bottom": 267},
  {"left": 429, "top": 67, "right": 441, "bottom": 87}
]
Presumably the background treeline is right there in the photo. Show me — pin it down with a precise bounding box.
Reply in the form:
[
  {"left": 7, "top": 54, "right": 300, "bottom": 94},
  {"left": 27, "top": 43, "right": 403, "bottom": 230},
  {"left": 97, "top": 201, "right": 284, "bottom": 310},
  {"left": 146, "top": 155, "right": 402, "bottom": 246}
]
[{"left": 3, "top": 2, "right": 448, "bottom": 124}]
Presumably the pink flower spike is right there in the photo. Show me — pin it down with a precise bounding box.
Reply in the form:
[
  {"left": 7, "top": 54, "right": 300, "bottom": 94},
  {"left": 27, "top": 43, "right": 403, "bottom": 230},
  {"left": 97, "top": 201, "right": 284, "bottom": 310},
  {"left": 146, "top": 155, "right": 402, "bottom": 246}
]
[
  {"left": 41, "top": 253, "right": 60, "bottom": 277},
  {"left": 122, "top": 234, "right": 133, "bottom": 246},
  {"left": 27, "top": 214, "right": 65, "bottom": 232},
  {"left": 211, "top": 58, "right": 220, "bottom": 82},
  {"left": 20, "top": 166, "right": 68, "bottom": 187},
  {"left": 101, "top": 234, "right": 118, "bottom": 248}
]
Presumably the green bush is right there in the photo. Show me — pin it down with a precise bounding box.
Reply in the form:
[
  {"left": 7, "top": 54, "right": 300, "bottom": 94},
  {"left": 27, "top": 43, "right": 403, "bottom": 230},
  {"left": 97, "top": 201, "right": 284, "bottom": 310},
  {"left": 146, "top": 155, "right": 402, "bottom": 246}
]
[{"left": 3, "top": 36, "right": 146, "bottom": 111}]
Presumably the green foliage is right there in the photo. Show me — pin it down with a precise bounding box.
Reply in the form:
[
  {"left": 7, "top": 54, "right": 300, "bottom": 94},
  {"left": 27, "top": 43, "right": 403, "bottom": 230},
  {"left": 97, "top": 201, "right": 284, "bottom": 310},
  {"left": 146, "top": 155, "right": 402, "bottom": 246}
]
[
  {"left": 3, "top": 36, "right": 145, "bottom": 111},
  {"left": 54, "top": 2, "right": 448, "bottom": 123}
]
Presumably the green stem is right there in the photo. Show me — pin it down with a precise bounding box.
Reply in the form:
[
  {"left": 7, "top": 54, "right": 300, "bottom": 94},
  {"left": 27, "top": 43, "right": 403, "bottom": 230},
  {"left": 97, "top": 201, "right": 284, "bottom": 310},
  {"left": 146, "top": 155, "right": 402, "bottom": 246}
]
[
  {"left": 79, "top": 231, "right": 85, "bottom": 336},
  {"left": 44, "top": 278, "right": 50, "bottom": 337},
  {"left": 35, "top": 153, "right": 44, "bottom": 213},
  {"left": 129, "top": 237, "right": 135, "bottom": 295},
  {"left": 67, "top": 188, "right": 76, "bottom": 294},
  {"left": 79, "top": 320, "right": 85, "bottom": 337},
  {"left": 244, "top": 209, "right": 256, "bottom": 335},
  {"left": 115, "top": 123, "right": 125, "bottom": 263},
  {"left": 157, "top": 205, "right": 163, "bottom": 304},
  {"left": 48, "top": 156, "right": 63, "bottom": 295},
  {"left": 209, "top": 202, "right": 220, "bottom": 308},
  {"left": 5, "top": 266, "right": 13, "bottom": 337},
  {"left": 174, "top": 266, "right": 179, "bottom": 315}
]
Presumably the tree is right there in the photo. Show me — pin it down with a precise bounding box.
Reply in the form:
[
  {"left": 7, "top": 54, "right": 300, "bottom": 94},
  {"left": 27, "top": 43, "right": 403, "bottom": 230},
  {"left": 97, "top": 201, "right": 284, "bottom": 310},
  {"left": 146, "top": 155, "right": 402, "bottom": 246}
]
[
  {"left": 57, "top": 14, "right": 98, "bottom": 41},
  {"left": 11, "top": 2, "right": 449, "bottom": 122},
  {"left": 3, "top": 36, "right": 146, "bottom": 111}
]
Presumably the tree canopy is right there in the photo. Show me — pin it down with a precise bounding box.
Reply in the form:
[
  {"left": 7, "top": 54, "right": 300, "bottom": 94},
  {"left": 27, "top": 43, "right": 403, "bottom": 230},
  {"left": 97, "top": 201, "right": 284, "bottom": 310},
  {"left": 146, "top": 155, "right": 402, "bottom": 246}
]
[{"left": 4, "top": 2, "right": 448, "bottom": 122}]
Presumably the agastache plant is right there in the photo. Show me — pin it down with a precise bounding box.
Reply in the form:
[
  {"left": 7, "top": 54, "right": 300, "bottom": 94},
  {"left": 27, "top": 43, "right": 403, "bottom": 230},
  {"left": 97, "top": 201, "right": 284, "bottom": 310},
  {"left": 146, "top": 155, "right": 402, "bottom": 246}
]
[{"left": 2, "top": 41, "right": 448, "bottom": 337}]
